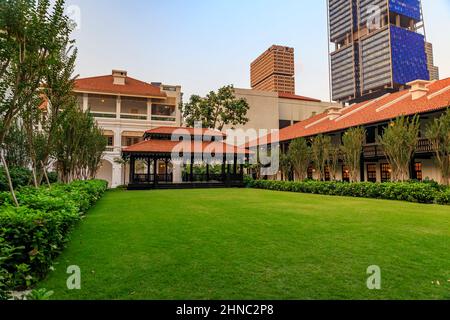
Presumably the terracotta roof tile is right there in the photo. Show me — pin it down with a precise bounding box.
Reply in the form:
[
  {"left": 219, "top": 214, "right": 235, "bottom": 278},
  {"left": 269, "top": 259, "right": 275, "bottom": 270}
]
[
  {"left": 123, "top": 140, "right": 251, "bottom": 155},
  {"left": 74, "top": 75, "right": 166, "bottom": 98},
  {"left": 278, "top": 92, "right": 322, "bottom": 102},
  {"left": 249, "top": 77, "right": 450, "bottom": 146}
]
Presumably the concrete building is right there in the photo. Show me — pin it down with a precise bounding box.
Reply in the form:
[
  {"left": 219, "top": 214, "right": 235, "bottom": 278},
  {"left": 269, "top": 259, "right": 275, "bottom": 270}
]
[
  {"left": 425, "top": 42, "right": 440, "bottom": 81},
  {"left": 327, "top": 0, "right": 436, "bottom": 104},
  {"left": 250, "top": 45, "right": 295, "bottom": 94},
  {"left": 232, "top": 89, "right": 339, "bottom": 132},
  {"left": 73, "top": 70, "right": 182, "bottom": 188}
]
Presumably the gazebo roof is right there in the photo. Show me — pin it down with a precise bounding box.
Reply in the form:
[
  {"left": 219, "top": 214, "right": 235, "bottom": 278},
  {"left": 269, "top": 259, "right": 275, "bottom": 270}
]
[{"left": 123, "top": 139, "right": 251, "bottom": 155}]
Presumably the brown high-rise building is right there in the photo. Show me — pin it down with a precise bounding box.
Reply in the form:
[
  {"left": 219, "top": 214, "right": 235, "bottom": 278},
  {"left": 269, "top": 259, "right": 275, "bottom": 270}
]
[{"left": 250, "top": 45, "right": 295, "bottom": 94}]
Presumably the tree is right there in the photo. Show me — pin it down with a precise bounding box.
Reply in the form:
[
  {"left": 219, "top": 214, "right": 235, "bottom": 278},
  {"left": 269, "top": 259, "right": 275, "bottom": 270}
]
[
  {"left": 379, "top": 116, "right": 420, "bottom": 182},
  {"left": 311, "top": 135, "right": 331, "bottom": 181},
  {"left": 288, "top": 138, "right": 311, "bottom": 181},
  {"left": 53, "top": 107, "right": 107, "bottom": 183},
  {"left": 426, "top": 109, "right": 450, "bottom": 185},
  {"left": 341, "top": 127, "right": 365, "bottom": 183},
  {"left": 0, "top": 0, "right": 74, "bottom": 201},
  {"left": 180, "top": 85, "right": 250, "bottom": 131},
  {"left": 2, "top": 122, "right": 29, "bottom": 168},
  {"left": 279, "top": 152, "right": 292, "bottom": 181},
  {"left": 39, "top": 45, "right": 78, "bottom": 184},
  {"left": 328, "top": 146, "right": 341, "bottom": 181}
]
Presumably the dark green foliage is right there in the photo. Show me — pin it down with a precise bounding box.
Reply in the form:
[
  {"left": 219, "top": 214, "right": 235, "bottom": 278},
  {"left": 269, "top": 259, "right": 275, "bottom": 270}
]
[
  {"left": 0, "top": 167, "right": 31, "bottom": 191},
  {"left": 0, "top": 167, "right": 58, "bottom": 191},
  {"left": 435, "top": 189, "right": 450, "bottom": 205},
  {"left": 0, "top": 180, "right": 107, "bottom": 296},
  {"left": 246, "top": 179, "right": 450, "bottom": 205},
  {"left": 180, "top": 85, "right": 250, "bottom": 131}
]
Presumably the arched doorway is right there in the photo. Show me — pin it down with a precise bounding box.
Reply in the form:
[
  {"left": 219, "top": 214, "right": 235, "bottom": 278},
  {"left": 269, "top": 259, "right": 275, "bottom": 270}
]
[{"left": 96, "top": 159, "right": 113, "bottom": 188}]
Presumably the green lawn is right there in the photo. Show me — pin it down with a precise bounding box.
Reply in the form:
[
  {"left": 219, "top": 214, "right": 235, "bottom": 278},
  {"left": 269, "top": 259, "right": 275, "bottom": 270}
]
[{"left": 38, "top": 189, "right": 450, "bottom": 300}]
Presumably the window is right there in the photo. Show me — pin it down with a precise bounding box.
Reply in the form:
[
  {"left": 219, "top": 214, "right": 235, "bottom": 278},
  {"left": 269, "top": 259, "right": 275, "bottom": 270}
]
[
  {"left": 367, "top": 164, "right": 377, "bottom": 182},
  {"left": 414, "top": 162, "right": 423, "bottom": 181},
  {"left": 279, "top": 120, "right": 291, "bottom": 129},
  {"left": 121, "top": 97, "right": 147, "bottom": 115},
  {"left": 106, "top": 136, "right": 113, "bottom": 147},
  {"left": 342, "top": 166, "right": 350, "bottom": 182},
  {"left": 381, "top": 163, "right": 391, "bottom": 182},
  {"left": 88, "top": 94, "right": 116, "bottom": 113},
  {"left": 366, "top": 127, "right": 376, "bottom": 144},
  {"left": 377, "top": 124, "right": 388, "bottom": 140},
  {"left": 152, "top": 104, "right": 176, "bottom": 117},
  {"left": 324, "top": 166, "right": 331, "bottom": 181},
  {"left": 162, "top": 86, "right": 177, "bottom": 92},
  {"left": 307, "top": 166, "right": 314, "bottom": 180}
]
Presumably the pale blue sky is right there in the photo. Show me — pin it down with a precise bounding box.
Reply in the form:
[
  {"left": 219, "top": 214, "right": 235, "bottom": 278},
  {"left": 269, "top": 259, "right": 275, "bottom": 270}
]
[{"left": 66, "top": 0, "right": 450, "bottom": 101}]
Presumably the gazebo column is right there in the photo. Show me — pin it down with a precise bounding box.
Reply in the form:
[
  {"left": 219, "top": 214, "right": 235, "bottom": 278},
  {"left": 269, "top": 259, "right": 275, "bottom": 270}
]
[
  {"left": 190, "top": 153, "right": 194, "bottom": 182},
  {"left": 221, "top": 154, "right": 226, "bottom": 182},
  {"left": 129, "top": 156, "right": 136, "bottom": 184},
  {"left": 153, "top": 157, "right": 158, "bottom": 185},
  {"left": 165, "top": 158, "right": 169, "bottom": 182},
  {"left": 147, "top": 156, "right": 151, "bottom": 184}
]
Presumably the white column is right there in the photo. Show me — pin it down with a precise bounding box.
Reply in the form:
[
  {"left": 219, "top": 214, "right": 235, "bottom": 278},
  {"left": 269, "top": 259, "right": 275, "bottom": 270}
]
[
  {"left": 172, "top": 161, "right": 182, "bottom": 183},
  {"left": 83, "top": 93, "right": 88, "bottom": 111},
  {"left": 116, "top": 96, "right": 121, "bottom": 119},
  {"left": 111, "top": 164, "right": 122, "bottom": 188},
  {"left": 147, "top": 99, "right": 152, "bottom": 121},
  {"left": 114, "top": 129, "right": 121, "bottom": 152}
]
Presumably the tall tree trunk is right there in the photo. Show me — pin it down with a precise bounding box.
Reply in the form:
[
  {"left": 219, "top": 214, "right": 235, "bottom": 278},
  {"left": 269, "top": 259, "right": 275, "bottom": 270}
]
[
  {"left": 1, "top": 150, "right": 19, "bottom": 207},
  {"left": 41, "top": 160, "right": 51, "bottom": 188}
]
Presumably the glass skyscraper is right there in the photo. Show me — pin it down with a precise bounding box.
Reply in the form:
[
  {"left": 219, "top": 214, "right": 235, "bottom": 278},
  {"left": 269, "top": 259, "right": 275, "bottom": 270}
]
[{"left": 327, "top": 0, "right": 433, "bottom": 103}]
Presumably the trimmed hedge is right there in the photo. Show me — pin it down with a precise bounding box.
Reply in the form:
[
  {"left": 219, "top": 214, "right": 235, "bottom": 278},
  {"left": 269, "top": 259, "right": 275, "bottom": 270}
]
[
  {"left": 0, "top": 180, "right": 108, "bottom": 298},
  {"left": 246, "top": 179, "right": 450, "bottom": 205}
]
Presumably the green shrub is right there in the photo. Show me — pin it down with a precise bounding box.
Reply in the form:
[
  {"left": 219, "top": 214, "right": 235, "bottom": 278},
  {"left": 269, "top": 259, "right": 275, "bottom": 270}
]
[
  {"left": 0, "top": 179, "right": 108, "bottom": 295},
  {"left": 246, "top": 179, "right": 446, "bottom": 205},
  {"left": 435, "top": 189, "right": 450, "bottom": 205},
  {"left": 0, "top": 167, "right": 31, "bottom": 192}
]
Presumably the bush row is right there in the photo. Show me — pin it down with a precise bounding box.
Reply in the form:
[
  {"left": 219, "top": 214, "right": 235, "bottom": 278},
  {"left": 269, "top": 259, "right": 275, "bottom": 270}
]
[
  {"left": 246, "top": 178, "right": 450, "bottom": 205},
  {"left": 0, "top": 180, "right": 108, "bottom": 298}
]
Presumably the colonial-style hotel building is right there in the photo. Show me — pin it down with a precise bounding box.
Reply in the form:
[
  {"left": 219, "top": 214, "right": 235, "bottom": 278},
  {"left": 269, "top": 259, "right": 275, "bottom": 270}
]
[
  {"left": 74, "top": 70, "right": 182, "bottom": 188},
  {"left": 251, "top": 78, "right": 450, "bottom": 183}
]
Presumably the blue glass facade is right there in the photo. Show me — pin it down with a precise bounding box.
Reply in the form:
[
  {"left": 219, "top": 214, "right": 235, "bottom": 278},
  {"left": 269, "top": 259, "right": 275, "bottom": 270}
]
[
  {"left": 389, "top": 0, "right": 421, "bottom": 21},
  {"left": 390, "top": 26, "right": 429, "bottom": 85}
]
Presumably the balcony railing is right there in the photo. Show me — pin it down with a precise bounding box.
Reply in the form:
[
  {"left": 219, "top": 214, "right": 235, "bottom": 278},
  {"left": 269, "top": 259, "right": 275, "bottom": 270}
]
[
  {"left": 182, "top": 173, "right": 243, "bottom": 183},
  {"left": 91, "top": 112, "right": 116, "bottom": 119},
  {"left": 133, "top": 174, "right": 174, "bottom": 184},
  {"left": 151, "top": 115, "right": 176, "bottom": 122},
  {"left": 120, "top": 113, "right": 147, "bottom": 120},
  {"left": 363, "top": 139, "right": 434, "bottom": 158}
]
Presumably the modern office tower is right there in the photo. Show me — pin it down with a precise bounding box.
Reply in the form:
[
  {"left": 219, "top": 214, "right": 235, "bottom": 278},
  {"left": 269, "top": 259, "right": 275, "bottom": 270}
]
[
  {"left": 327, "top": 0, "right": 433, "bottom": 103},
  {"left": 250, "top": 45, "right": 295, "bottom": 94},
  {"left": 425, "top": 42, "right": 440, "bottom": 80}
]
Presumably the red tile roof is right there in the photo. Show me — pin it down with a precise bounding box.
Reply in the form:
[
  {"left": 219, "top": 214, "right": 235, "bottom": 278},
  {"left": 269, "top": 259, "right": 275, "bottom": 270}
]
[
  {"left": 145, "top": 127, "right": 226, "bottom": 137},
  {"left": 278, "top": 92, "right": 322, "bottom": 103},
  {"left": 249, "top": 77, "right": 450, "bottom": 146},
  {"left": 123, "top": 139, "right": 251, "bottom": 155},
  {"left": 74, "top": 75, "right": 166, "bottom": 98}
]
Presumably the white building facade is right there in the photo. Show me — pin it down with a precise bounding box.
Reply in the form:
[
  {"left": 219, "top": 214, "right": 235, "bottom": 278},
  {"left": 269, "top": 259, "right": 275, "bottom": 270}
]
[{"left": 74, "top": 70, "right": 182, "bottom": 188}]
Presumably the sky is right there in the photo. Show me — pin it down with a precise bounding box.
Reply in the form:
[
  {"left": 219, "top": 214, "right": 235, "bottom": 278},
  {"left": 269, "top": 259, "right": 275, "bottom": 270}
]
[{"left": 65, "top": 0, "right": 450, "bottom": 102}]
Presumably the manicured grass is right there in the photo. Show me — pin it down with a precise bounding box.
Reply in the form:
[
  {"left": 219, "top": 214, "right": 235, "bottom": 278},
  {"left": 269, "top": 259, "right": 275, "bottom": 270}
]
[{"left": 38, "top": 189, "right": 450, "bottom": 300}]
